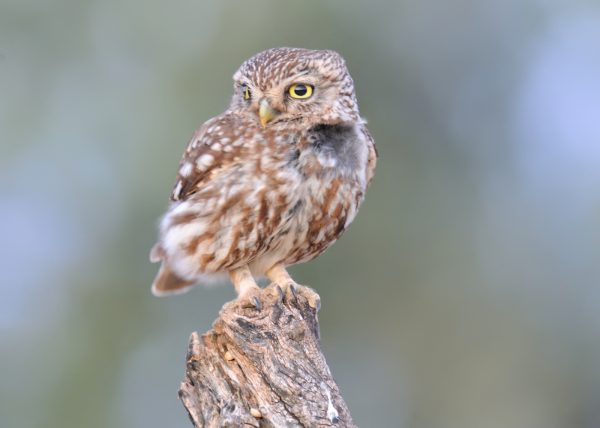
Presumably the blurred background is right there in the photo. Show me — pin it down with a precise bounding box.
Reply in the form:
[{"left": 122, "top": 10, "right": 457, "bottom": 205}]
[{"left": 2, "top": 0, "right": 600, "bottom": 427}]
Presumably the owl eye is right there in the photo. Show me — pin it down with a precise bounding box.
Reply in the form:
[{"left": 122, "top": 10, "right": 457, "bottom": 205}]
[
  {"left": 241, "top": 84, "right": 251, "bottom": 101},
  {"left": 288, "top": 83, "right": 313, "bottom": 99}
]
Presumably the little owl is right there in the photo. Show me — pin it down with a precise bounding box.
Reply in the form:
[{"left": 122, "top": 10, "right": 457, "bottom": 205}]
[{"left": 150, "top": 47, "right": 377, "bottom": 306}]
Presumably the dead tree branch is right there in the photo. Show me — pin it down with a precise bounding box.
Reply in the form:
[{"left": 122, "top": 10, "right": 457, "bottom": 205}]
[{"left": 179, "top": 284, "right": 356, "bottom": 427}]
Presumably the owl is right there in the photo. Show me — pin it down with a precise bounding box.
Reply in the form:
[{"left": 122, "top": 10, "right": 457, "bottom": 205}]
[{"left": 150, "top": 47, "right": 377, "bottom": 306}]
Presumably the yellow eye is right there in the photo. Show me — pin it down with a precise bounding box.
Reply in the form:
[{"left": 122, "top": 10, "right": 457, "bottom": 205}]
[
  {"left": 288, "top": 83, "right": 313, "bottom": 99},
  {"left": 242, "top": 85, "right": 251, "bottom": 100}
]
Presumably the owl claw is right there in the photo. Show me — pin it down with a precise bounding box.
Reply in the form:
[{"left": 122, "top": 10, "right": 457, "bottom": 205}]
[
  {"left": 295, "top": 285, "right": 321, "bottom": 311},
  {"left": 238, "top": 287, "right": 263, "bottom": 311},
  {"left": 274, "top": 285, "right": 285, "bottom": 303},
  {"left": 286, "top": 282, "right": 298, "bottom": 302},
  {"left": 270, "top": 282, "right": 320, "bottom": 311},
  {"left": 239, "top": 295, "right": 262, "bottom": 311},
  {"left": 251, "top": 296, "right": 262, "bottom": 311},
  {"left": 289, "top": 282, "right": 298, "bottom": 299}
]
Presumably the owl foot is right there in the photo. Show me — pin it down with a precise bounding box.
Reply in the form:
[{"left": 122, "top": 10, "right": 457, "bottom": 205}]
[
  {"left": 265, "top": 264, "right": 320, "bottom": 310},
  {"left": 294, "top": 285, "right": 321, "bottom": 311},
  {"left": 274, "top": 281, "right": 321, "bottom": 311},
  {"left": 281, "top": 283, "right": 320, "bottom": 311},
  {"left": 268, "top": 281, "right": 295, "bottom": 303},
  {"left": 238, "top": 286, "right": 262, "bottom": 311},
  {"left": 230, "top": 265, "right": 261, "bottom": 310}
]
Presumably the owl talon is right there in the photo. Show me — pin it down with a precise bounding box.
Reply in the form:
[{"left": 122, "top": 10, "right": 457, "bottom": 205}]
[
  {"left": 289, "top": 282, "right": 298, "bottom": 298},
  {"left": 281, "top": 282, "right": 299, "bottom": 305},
  {"left": 236, "top": 283, "right": 263, "bottom": 310},
  {"left": 238, "top": 292, "right": 262, "bottom": 310},
  {"left": 274, "top": 285, "right": 285, "bottom": 303}
]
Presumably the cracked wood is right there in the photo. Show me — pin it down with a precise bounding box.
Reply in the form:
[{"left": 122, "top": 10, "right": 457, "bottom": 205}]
[{"left": 179, "top": 284, "right": 356, "bottom": 427}]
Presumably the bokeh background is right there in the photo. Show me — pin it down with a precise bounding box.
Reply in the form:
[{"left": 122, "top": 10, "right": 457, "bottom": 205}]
[{"left": 2, "top": 1, "right": 600, "bottom": 427}]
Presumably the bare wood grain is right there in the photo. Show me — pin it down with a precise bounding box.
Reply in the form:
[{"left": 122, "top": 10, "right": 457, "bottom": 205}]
[{"left": 179, "top": 284, "right": 356, "bottom": 427}]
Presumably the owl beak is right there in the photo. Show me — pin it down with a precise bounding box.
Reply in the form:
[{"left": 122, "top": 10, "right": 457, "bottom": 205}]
[{"left": 258, "top": 99, "right": 277, "bottom": 128}]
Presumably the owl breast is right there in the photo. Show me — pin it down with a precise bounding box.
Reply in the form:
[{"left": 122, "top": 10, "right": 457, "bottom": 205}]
[
  {"left": 160, "top": 120, "right": 370, "bottom": 281},
  {"left": 247, "top": 123, "right": 369, "bottom": 275}
]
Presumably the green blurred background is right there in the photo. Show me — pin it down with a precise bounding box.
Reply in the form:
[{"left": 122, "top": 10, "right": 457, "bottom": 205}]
[{"left": 2, "top": 1, "right": 600, "bottom": 427}]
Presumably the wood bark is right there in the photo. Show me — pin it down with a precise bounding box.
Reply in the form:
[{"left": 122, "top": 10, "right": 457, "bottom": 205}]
[{"left": 179, "top": 284, "right": 356, "bottom": 427}]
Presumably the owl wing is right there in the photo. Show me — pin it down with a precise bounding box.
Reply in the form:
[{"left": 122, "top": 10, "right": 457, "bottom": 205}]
[
  {"left": 171, "top": 114, "right": 243, "bottom": 202},
  {"left": 151, "top": 114, "right": 250, "bottom": 295}
]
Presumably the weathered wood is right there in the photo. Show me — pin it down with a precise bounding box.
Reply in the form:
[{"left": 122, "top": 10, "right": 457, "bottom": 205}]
[{"left": 179, "top": 284, "right": 356, "bottom": 427}]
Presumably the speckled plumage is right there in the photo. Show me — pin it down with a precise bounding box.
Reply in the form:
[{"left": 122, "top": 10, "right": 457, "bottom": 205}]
[{"left": 150, "top": 47, "right": 377, "bottom": 298}]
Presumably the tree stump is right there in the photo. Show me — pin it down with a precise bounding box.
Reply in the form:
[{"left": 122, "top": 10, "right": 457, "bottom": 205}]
[{"left": 179, "top": 283, "right": 356, "bottom": 427}]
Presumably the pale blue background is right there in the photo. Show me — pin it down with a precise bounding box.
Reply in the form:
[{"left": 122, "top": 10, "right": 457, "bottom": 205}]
[{"left": 1, "top": 1, "right": 600, "bottom": 427}]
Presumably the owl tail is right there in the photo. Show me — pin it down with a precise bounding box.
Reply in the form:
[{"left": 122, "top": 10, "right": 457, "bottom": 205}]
[
  {"left": 150, "top": 243, "right": 196, "bottom": 296},
  {"left": 151, "top": 263, "right": 196, "bottom": 296}
]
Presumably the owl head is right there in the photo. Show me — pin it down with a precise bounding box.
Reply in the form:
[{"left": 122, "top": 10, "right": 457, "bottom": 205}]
[{"left": 231, "top": 47, "right": 360, "bottom": 128}]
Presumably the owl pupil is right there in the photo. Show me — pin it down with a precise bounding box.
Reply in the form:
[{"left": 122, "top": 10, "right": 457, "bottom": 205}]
[{"left": 294, "top": 85, "right": 307, "bottom": 96}]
